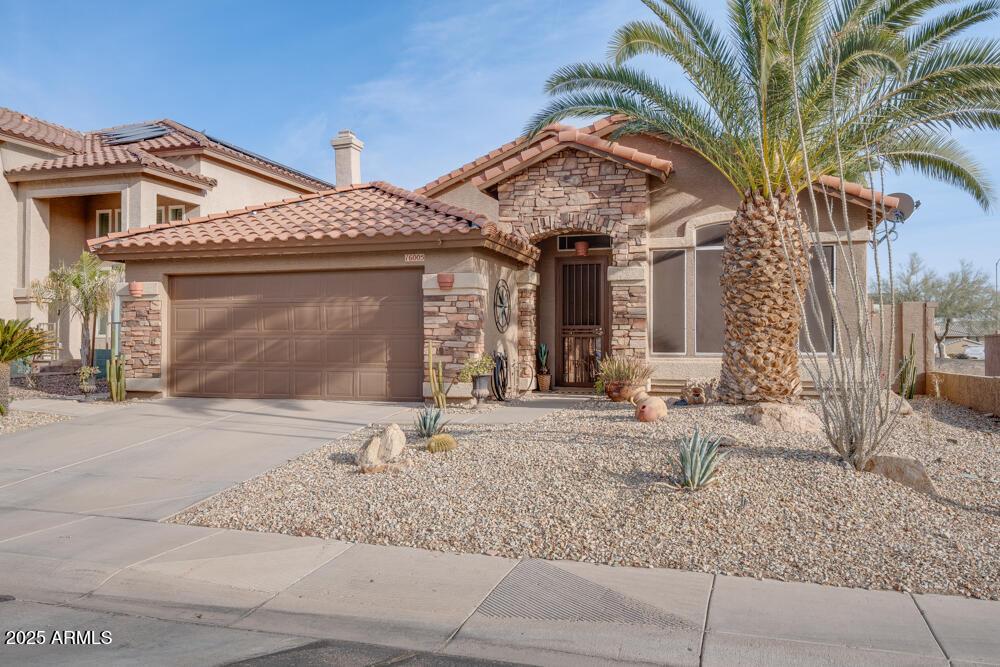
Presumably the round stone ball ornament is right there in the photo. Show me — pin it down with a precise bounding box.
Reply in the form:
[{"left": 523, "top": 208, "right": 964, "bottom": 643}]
[{"left": 494, "top": 279, "right": 511, "bottom": 333}]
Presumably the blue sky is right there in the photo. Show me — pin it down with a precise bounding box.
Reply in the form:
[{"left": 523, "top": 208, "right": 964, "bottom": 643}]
[{"left": 2, "top": 0, "right": 997, "bottom": 276}]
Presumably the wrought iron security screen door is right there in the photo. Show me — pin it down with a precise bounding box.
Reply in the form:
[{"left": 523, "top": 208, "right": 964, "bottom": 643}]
[{"left": 556, "top": 256, "right": 608, "bottom": 386}]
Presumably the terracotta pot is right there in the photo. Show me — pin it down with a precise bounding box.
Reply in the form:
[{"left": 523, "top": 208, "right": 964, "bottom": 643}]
[
  {"left": 436, "top": 272, "right": 455, "bottom": 290},
  {"left": 574, "top": 240, "right": 590, "bottom": 256},
  {"left": 537, "top": 373, "right": 551, "bottom": 392},
  {"left": 605, "top": 381, "right": 639, "bottom": 403},
  {"left": 128, "top": 281, "right": 143, "bottom": 298}
]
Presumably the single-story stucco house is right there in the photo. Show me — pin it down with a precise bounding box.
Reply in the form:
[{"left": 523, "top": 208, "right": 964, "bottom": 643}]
[{"left": 84, "top": 115, "right": 902, "bottom": 401}]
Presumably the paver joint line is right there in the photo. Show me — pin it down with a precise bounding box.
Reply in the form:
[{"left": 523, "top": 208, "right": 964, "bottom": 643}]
[
  {"left": 0, "top": 514, "right": 96, "bottom": 546},
  {"left": 698, "top": 573, "right": 716, "bottom": 666},
  {"left": 438, "top": 556, "right": 521, "bottom": 653},
  {"left": 910, "top": 593, "right": 951, "bottom": 661}
]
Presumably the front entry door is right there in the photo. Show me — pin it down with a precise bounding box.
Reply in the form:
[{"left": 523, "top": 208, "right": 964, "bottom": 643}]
[{"left": 556, "top": 256, "right": 608, "bottom": 386}]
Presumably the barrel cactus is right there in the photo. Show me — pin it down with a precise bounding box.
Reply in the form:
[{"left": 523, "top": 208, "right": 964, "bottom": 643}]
[{"left": 426, "top": 433, "right": 458, "bottom": 453}]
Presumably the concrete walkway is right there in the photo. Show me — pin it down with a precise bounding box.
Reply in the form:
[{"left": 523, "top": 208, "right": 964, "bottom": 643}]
[{"left": 0, "top": 397, "right": 997, "bottom": 665}]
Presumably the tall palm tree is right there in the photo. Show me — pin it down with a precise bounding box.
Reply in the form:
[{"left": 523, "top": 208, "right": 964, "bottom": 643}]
[{"left": 527, "top": 0, "right": 998, "bottom": 402}]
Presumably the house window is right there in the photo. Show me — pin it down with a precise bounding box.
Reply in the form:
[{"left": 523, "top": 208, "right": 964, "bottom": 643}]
[
  {"left": 695, "top": 223, "right": 726, "bottom": 353},
  {"left": 168, "top": 205, "right": 185, "bottom": 222},
  {"left": 156, "top": 206, "right": 166, "bottom": 224},
  {"left": 97, "top": 312, "right": 109, "bottom": 336},
  {"left": 557, "top": 234, "right": 612, "bottom": 251},
  {"left": 651, "top": 250, "right": 685, "bottom": 353},
  {"left": 801, "top": 245, "right": 836, "bottom": 353},
  {"left": 96, "top": 209, "right": 124, "bottom": 237}
]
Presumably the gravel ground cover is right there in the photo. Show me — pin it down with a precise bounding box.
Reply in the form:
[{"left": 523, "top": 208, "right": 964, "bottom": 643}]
[
  {"left": 11, "top": 374, "right": 108, "bottom": 401},
  {"left": 172, "top": 396, "right": 1000, "bottom": 599},
  {"left": 0, "top": 409, "right": 70, "bottom": 435}
]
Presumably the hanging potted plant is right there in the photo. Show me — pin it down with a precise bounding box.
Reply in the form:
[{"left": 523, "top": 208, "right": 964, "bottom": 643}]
[
  {"left": 536, "top": 342, "right": 551, "bottom": 392},
  {"left": 458, "top": 355, "right": 496, "bottom": 404}
]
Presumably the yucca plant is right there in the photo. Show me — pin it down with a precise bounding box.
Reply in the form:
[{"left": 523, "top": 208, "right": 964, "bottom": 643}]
[
  {"left": 0, "top": 319, "right": 54, "bottom": 414},
  {"left": 596, "top": 356, "right": 653, "bottom": 385},
  {"left": 414, "top": 405, "right": 448, "bottom": 438},
  {"left": 670, "top": 426, "right": 727, "bottom": 490}
]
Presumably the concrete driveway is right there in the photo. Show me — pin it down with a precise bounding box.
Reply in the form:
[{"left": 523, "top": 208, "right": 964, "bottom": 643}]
[{"left": 0, "top": 398, "right": 416, "bottom": 520}]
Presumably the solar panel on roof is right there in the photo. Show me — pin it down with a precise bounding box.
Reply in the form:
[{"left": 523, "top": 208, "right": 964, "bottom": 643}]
[
  {"left": 101, "top": 123, "right": 170, "bottom": 145},
  {"left": 204, "top": 132, "right": 333, "bottom": 187}
]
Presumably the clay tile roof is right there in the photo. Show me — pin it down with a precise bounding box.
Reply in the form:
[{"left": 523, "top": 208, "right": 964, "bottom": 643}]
[
  {"left": 89, "top": 182, "right": 539, "bottom": 262},
  {"left": 816, "top": 175, "right": 900, "bottom": 209},
  {"left": 5, "top": 145, "right": 217, "bottom": 186},
  {"left": 469, "top": 129, "right": 672, "bottom": 189},
  {"left": 0, "top": 107, "right": 85, "bottom": 152}
]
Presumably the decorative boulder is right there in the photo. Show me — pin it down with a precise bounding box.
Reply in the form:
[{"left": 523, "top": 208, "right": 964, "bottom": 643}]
[
  {"left": 887, "top": 391, "right": 914, "bottom": 416},
  {"left": 356, "top": 424, "right": 407, "bottom": 473},
  {"left": 863, "top": 455, "right": 936, "bottom": 494},
  {"left": 635, "top": 396, "right": 668, "bottom": 422},
  {"left": 378, "top": 423, "right": 406, "bottom": 462},
  {"left": 746, "top": 402, "right": 823, "bottom": 434},
  {"left": 682, "top": 377, "right": 718, "bottom": 405}
]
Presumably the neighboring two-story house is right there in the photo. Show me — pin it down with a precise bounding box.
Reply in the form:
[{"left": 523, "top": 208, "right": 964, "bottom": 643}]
[{"left": 0, "top": 108, "right": 331, "bottom": 363}]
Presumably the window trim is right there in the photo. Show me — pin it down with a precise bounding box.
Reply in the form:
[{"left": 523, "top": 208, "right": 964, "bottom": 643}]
[
  {"left": 648, "top": 248, "right": 687, "bottom": 356},
  {"left": 95, "top": 209, "right": 113, "bottom": 237},
  {"left": 167, "top": 205, "right": 185, "bottom": 222},
  {"left": 156, "top": 206, "right": 166, "bottom": 225},
  {"left": 801, "top": 244, "right": 837, "bottom": 354},
  {"left": 694, "top": 242, "right": 725, "bottom": 355}
]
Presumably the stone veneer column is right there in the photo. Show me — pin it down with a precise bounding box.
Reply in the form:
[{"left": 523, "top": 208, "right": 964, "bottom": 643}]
[
  {"left": 120, "top": 286, "right": 162, "bottom": 385},
  {"left": 515, "top": 270, "right": 539, "bottom": 388},
  {"left": 495, "top": 149, "right": 651, "bottom": 361},
  {"left": 422, "top": 272, "right": 487, "bottom": 398}
]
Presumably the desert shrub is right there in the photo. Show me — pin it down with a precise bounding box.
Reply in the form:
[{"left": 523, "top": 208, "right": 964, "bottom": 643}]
[
  {"left": 427, "top": 433, "right": 458, "bottom": 453},
  {"left": 458, "top": 355, "right": 496, "bottom": 382},
  {"left": 671, "top": 426, "right": 726, "bottom": 490},
  {"left": 596, "top": 356, "right": 652, "bottom": 386},
  {"left": 414, "top": 406, "right": 448, "bottom": 438}
]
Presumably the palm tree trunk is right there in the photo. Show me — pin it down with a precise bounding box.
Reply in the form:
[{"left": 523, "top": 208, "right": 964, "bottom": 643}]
[
  {"left": 717, "top": 190, "right": 811, "bottom": 403},
  {"left": 0, "top": 361, "right": 10, "bottom": 414}
]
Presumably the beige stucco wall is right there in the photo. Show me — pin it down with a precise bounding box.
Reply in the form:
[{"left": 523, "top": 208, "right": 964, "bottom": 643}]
[
  {"left": 433, "top": 181, "right": 500, "bottom": 220},
  {"left": 169, "top": 155, "right": 313, "bottom": 214}
]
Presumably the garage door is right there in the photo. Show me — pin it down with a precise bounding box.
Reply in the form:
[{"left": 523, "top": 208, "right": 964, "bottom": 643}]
[{"left": 169, "top": 270, "right": 423, "bottom": 400}]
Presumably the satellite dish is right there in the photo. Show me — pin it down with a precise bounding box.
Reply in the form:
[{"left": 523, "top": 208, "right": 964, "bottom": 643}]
[{"left": 886, "top": 193, "right": 918, "bottom": 223}]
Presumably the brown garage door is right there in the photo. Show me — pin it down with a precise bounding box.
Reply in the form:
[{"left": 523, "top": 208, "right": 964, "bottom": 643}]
[{"left": 169, "top": 270, "right": 423, "bottom": 400}]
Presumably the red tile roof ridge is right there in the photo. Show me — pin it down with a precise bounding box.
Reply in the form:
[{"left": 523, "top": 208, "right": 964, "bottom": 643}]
[
  {"left": 815, "top": 174, "right": 900, "bottom": 209},
  {"left": 0, "top": 107, "right": 86, "bottom": 152},
  {"left": 4, "top": 144, "right": 217, "bottom": 187}
]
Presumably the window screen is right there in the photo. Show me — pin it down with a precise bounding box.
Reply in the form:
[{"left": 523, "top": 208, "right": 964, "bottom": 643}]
[
  {"left": 651, "top": 250, "right": 685, "bottom": 353},
  {"left": 696, "top": 248, "right": 724, "bottom": 352},
  {"left": 801, "top": 246, "right": 836, "bottom": 352}
]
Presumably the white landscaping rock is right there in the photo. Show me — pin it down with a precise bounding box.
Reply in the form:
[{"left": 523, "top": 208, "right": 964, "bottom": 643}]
[
  {"left": 746, "top": 402, "right": 823, "bottom": 433},
  {"left": 888, "top": 391, "right": 914, "bottom": 416},
  {"left": 379, "top": 423, "right": 406, "bottom": 462},
  {"left": 356, "top": 423, "right": 406, "bottom": 473},
  {"left": 863, "top": 455, "right": 936, "bottom": 494}
]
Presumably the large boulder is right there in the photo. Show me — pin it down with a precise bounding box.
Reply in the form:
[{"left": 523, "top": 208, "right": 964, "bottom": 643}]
[
  {"left": 863, "top": 455, "right": 936, "bottom": 494},
  {"left": 635, "top": 396, "right": 668, "bottom": 423},
  {"left": 356, "top": 424, "right": 406, "bottom": 473},
  {"left": 746, "top": 402, "right": 823, "bottom": 434},
  {"left": 887, "top": 391, "right": 914, "bottom": 416},
  {"left": 378, "top": 423, "right": 406, "bottom": 462}
]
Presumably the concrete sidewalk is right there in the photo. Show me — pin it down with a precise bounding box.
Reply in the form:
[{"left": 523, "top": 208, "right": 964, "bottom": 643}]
[{"left": 0, "top": 509, "right": 996, "bottom": 666}]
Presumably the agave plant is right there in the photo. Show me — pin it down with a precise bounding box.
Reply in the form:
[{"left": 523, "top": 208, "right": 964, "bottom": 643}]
[
  {"left": 596, "top": 356, "right": 653, "bottom": 385},
  {"left": 414, "top": 405, "right": 449, "bottom": 438},
  {"left": 671, "top": 426, "right": 727, "bottom": 490}
]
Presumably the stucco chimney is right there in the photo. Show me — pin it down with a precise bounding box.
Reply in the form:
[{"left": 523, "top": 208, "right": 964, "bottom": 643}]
[{"left": 331, "top": 130, "right": 364, "bottom": 186}]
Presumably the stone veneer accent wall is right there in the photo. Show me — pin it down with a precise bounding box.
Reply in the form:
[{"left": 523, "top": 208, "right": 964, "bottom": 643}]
[
  {"left": 497, "top": 148, "right": 650, "bottom": 357},
  {"left": 517, "top": 283, "right": 538, "bottom": 381},
  {"left": 120, "top": 297, "right": 161, "bottom": 380},
  {"left": 423, "top": 288, "right": 486, "bottom": 384}
]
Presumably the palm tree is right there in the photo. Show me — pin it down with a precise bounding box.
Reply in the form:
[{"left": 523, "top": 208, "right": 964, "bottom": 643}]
[
  {"left": 0, "top": 319, "right": 54, "bottom": 414},
  {"left": 527, "top": 0, "right": 998, "bottom": 402},
  {"left": 31, "top": 252, "right": 123, "bottom": 367}
]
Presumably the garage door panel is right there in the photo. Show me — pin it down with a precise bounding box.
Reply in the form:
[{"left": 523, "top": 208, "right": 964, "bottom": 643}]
[
  {"left": 261, "top": 339, "right": 291, "bottom": 363},
  {"left": 173, "top": 338, "right": 201, "bottom": 363},
  {"left": 358, "top": 338, "right": 387, "bottom": 365},
  {"left": 293, "top": 306, "right": 322, "bottom": 331},
  {"left": 170, "top": 270, "right": 421, "bottom": 400},
  {"left": 173, "top": 308, "right": 202, "bottom": 333},
  {"left": 294, "top": 339, "right": 324, "bottom": 363},
  {"left": 232, "top": 307, "right": 260, "bottom": 331}
]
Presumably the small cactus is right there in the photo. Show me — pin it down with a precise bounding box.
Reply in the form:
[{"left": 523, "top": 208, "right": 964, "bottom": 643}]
[
  {"left": 670, "top": 425, "right": 726, "bottom": 490},
  {"left": 426, "top": 433, "right": 458, "bottom": 453}
]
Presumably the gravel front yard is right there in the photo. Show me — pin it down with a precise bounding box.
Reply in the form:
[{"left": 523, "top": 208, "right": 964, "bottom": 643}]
[
  {"left": 1, "top": 409, "right": 70, "bottom": 435},
  {"left": 173, "top": 397, "right": 1000, "bottom": 599},
  {"left": 11, "top": 374, "right": 108, "bottom": 401}
]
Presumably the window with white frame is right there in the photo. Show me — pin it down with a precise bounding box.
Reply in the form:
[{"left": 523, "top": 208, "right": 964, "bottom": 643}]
[
  {"left": 695, "top": 223, "right": 727, "bottom": 353},
  {"left": 97, "top": 311, "right": 109, "bottom": 337},
  {"left": 801, "top": 246, "right": 836, "bottom": 353},
  {"left": 95, "top": 209, "right": 121, "bottom": 237},
  {"left": 168, "top": 205, "right": 185, "bottom": 222},
  {"left": 156, "top": 206, "right": 166, "bottom": 224}
]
